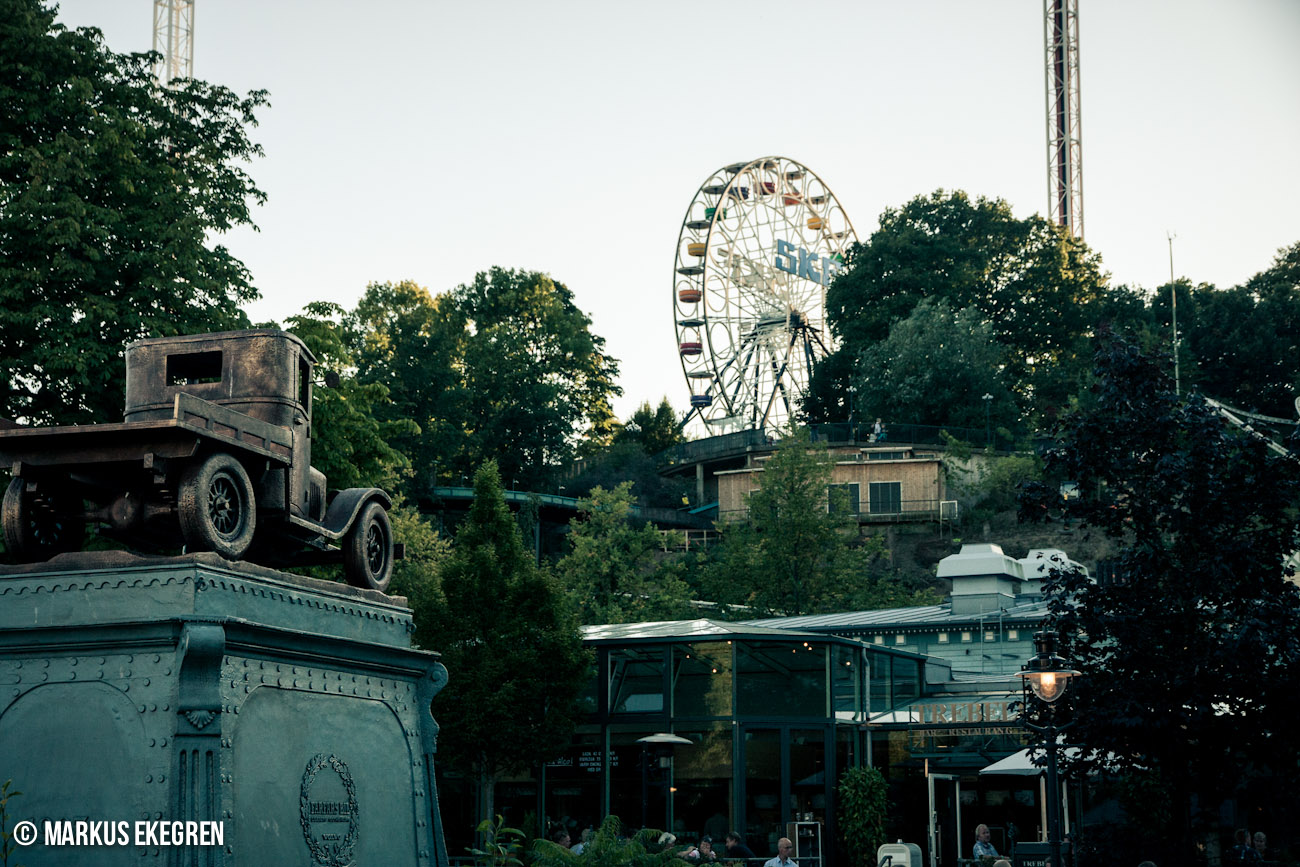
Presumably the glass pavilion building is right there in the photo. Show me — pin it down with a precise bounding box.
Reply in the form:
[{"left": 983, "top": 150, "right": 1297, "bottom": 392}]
[{"left": 438, "top": 620, "right": 927, "bottom": 863}]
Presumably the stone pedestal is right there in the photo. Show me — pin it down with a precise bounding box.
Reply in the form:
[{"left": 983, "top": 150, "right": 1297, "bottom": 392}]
[{"left": 0, "top": 552, "right": 450, "bottom": 867}]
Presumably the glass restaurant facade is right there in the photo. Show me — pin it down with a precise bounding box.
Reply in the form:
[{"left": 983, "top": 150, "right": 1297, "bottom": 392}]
[{"left": 437, "top": 619, "right": 928, "bottom": 862}]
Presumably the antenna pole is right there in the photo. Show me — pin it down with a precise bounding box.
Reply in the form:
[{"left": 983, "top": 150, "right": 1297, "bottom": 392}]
[{"left": 1168, "top": 231, "right": 1179, "bottom": 395}]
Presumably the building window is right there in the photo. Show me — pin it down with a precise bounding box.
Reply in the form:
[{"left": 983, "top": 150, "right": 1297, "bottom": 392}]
[
  {"left": 868, "top": 481, "right": 902, "bottom": 514},
  {"left": 873, "top": 635, "right": 884, "bottom": 645},
  {"left": 828, "top": 483, "right": 860, "bottom": 515},
  {"left": 960, "top": 631, "right": 972, "bottom": 643},
  {"left": 894, "top": 634, "right": 906, "bottom": 645},
  {"left": 984, "top": 630, "right": 997, "bottom": 642},
  {"left": 608, "top": 647, "right": 665, "bottom": 713},
  {"left": 937, "top": 632, "right": 949, "bottom": 644},
  {"left": 1008, "top": 629, "right": 1019, "bottom": 641}
]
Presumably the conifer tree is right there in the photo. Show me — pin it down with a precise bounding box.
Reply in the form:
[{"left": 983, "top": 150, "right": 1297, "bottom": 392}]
[{"left": 429, "top": 461, "right": 591, "bottom": 825}]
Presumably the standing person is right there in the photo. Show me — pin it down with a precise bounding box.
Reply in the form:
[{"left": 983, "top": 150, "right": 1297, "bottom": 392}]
[
  {"left": 1232, "top": 829, "right": 1261, "bottom": 863},
  {"left": 724, "top": 832, "right": 757, "bottom": 861},
  {"left": 763, "top": 838, "right": 797, "bottom": 867},
  {"left": 872, "top": 418, "right": 885, "bottom": 443},
  {"left": 1253, "top": 832, "right": 1269, "bottom": 860},
  {"left": 973, "top": 824, "right": 999, "bottom": 859}
]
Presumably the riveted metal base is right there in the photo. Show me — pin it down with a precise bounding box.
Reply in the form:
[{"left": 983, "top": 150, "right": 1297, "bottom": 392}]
[{"left": 0, "top": 552, "right": 449, "bottom": 867}]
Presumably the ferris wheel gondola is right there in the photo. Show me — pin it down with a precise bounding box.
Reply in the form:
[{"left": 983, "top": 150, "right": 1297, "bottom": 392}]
[{"left": 673, "top": 157, "right": 857, "bottom": 433}]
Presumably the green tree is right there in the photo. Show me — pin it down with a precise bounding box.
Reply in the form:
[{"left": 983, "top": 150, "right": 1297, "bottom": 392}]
[
  {"left": 0, "top": 0, "right": 267, "bottom": 424},
  {"left": 564, "top": 440, "right": 691, "bottom": 510},
  {"left": 451, "top": 268, "right": 621, "bottom": 491},
  {"left": 552, "top": 482, "right": 691, "bottom": 624},
  {"left": 852, "top": 299, "right": 1019, "bottom": 433},
  {"left": 810, "top": 190, "right": 1108, "bottom": 424},
  {"left": 387, "top": 500, "right": 450, "bottom": 629},
  {"left": 284, "top": 302, "right": 413, "bottom": 490},
  {"left": 1153, "top": 243, "right": 1300, "bottom": 418},
  {"left": 705, "top": 433, "right": 885, "bottom": 616},
  {"left": 346, "top": 280, "right": 467, "bottom": 497},
  {"left": 613, "top": 398, "right": 684, "bottom": 457},
  {"left": 430, "top": 461, "right": 591, "bottom": 826},
  {"left": 1021, "top": 337, "right": 1300, "bottom": 859}
]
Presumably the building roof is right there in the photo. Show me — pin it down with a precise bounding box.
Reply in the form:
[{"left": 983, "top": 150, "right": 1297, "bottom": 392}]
[
  {"left": 580, "top": 618, "right": 925, "bottom": 657},
  {"left": 740, "top": 597, "right": 1051, "bottom": 633}
]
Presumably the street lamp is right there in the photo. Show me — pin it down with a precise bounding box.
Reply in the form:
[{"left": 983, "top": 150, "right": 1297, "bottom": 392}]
[
  {"left": 1016, "top": 631, "right": 1080, "bottom": 867},
  {"left": 982, "top": 393, "right": 993, "bottom": 449},
  {"left": 846, "top": 384, "right": 858, "bottom": 438},
  {"left": 636, "top": 733, "right": 692, "bottom": 830}
]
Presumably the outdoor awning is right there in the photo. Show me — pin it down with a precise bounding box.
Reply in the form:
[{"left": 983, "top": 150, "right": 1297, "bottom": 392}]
[{"left": 978, "top": 747, "right": 1080, "bottom": 776}]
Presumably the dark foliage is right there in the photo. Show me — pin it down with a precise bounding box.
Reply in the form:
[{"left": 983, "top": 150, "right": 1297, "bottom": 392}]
[{"left": 1021, "top": 336, "right": 1300, "bottom": 859}]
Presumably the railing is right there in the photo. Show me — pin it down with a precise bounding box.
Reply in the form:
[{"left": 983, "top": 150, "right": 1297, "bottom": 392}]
[
  {"left": 655, "top": 423, "right": 1018, "bottom": 469},
  {"left": 810, "top": 421, "right": 1016, "bottom": 452},
  {"left": 720, "top": 498, "right": 951, "bottom": 524},
  {"left": 658, "top": 428, "right": 772, "bottom": 465},
  {"left": 659, "top": 528, "right": 719, "bottom": 551}
]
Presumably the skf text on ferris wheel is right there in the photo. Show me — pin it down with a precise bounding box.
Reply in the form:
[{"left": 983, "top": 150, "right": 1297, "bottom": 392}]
[{"left": 774, "top": 240, "right": 845, "bottom": 286}]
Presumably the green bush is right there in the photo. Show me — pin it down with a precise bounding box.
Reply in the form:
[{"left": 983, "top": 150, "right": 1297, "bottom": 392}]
[{"left": 838, "top": 766, "right": 888, "bottom": 867}]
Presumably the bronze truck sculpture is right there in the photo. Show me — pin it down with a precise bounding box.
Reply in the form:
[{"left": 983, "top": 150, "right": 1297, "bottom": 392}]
[{"left": 0, "top": 330, "right": 396, "bottom": 591}]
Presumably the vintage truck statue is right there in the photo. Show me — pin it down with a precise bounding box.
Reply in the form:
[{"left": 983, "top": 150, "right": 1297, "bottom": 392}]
[{"left": 0, "top": 330, "right": 396, "bottom": 591}]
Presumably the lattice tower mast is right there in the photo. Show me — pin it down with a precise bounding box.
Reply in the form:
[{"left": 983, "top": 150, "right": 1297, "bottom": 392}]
[
  {"left": 152, "top": 0, "right": 194, "bottom": 85},
  {"left": 1044, "top": 0, "right": 1083, "bottom": 238}
]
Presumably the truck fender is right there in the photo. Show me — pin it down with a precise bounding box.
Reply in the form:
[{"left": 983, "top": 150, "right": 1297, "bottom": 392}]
[{"left": 322, "top": 488, "right": 392, "bottom": 537}]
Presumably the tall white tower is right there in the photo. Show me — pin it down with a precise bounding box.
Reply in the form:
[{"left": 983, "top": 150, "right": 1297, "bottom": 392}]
[
  {"left": 1044, "top": 0, "right": 1083, "bottom": 238},
  {"left": 152, "top": 0, "right": 195, "bottom": 85}
]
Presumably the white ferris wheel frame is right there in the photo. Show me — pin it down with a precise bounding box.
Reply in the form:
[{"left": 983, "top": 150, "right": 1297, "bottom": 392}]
[{"left": 673, "top": 156, "right": 857, "bottom": 434}]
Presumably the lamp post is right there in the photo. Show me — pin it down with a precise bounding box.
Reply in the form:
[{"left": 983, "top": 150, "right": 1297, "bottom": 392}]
[
  {"left": 846, "top": 384, "right": 858, "bottom": 439},
  {"left": 982, "top": 393, "right": 993, "bottom": 449},
  {"left": 637, "top": 733, "right": 692, "bottom": 830},
  {"left": 1016, "top": 631, "right": 1080, "bottom": 867}
]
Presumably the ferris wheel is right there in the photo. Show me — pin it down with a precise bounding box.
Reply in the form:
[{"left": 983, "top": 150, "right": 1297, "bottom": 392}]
[{"left": 673, "top": 157, "right": 857, "bottom": 433}]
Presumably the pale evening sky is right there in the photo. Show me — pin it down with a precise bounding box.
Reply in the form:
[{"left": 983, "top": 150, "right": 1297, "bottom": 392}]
[{"left": 53, "top": 0, "right": 1300, "bottom": 422}]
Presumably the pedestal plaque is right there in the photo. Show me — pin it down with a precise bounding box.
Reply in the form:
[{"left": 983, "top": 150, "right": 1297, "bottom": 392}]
[{"left": 0, "top": 552, "right": 450, "bottom": 867}]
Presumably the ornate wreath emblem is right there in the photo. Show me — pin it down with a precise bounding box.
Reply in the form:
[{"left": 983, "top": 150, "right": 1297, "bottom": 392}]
[{"left": 299, "top": 753, "right": 359, "bottom": 866}]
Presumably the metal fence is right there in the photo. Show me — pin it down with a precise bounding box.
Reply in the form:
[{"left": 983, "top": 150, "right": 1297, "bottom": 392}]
[
  {"left": 720, "top": 497, "right": 955, "bottom": 524},
  {"left": 809, "top": 421, "right": 1016, "bottom": 452}
]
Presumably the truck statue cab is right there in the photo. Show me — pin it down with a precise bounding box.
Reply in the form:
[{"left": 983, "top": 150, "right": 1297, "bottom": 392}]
[{"left": 0, "top": 330, "right": 396, "bottom": 591}]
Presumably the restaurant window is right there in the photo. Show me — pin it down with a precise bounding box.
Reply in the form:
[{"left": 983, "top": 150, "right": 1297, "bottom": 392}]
[
  {"left": 673, "top": 642, "right": 732, "bottom": 717},
  {"left": 937, "top": 632, "right": 949, "bottom": 644},
  {"left": 737, "top": 641, "right": 826, "bottom": 717},
  {"left": 833, "top": 645, "right": 864, "bottom": 720},
  {"left": 892, "top": 658, "right": 921, "bottom": 705},
  {"left": 961, "top": 631, "right": 973, "bottom": 643},
  {"left": 608, "top": 647, "right": 665, "bottom": 714}
]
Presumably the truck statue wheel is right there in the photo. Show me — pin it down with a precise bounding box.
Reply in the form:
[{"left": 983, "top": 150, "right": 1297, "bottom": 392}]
[
  {"left": 344, "top": 500, "right": 393, "bottom": 592},
  {"left": 2, "top": 477, "right": 85, "bottom": 561},
  {"left": 178, "top": 453, "right": 256, "bottom": 560}
]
